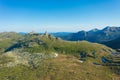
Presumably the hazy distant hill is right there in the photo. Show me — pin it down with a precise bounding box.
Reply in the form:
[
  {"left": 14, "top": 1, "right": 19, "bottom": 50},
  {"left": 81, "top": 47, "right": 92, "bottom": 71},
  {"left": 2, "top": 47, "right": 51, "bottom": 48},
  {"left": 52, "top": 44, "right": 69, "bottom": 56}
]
[
  {"left": 56, "top": 26, "right": 120, "bottom": 43},
  {"left": 19, "top": 32, "right": 27, "bottom": 35},
  {"left": 50, "top": 32, "right": 72, "bottom": 40}
]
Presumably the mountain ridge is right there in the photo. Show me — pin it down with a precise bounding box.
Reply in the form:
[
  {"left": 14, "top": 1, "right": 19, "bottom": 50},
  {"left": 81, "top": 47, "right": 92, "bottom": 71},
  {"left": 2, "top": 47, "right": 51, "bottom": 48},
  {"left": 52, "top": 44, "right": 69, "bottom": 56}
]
[{"left": 53, "top": 26, "right": 120, "bottom": 43}]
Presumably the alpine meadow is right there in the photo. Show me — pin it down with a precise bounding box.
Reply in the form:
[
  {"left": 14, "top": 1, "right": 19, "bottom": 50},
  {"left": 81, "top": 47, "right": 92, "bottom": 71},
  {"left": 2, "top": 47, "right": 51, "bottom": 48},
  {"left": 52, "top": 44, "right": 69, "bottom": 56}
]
[{"left": 0, "top": 0, "right": 120, "bottom": 80}]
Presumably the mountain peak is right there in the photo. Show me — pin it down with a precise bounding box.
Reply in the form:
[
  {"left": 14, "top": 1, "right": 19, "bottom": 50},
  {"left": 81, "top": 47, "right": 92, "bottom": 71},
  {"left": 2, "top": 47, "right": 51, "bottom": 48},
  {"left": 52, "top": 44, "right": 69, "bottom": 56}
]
[
  {"left": 89, "top": 28, "right": 99, "bottom": 32},
  {"left": 102, "top": 26, "right": 120, "bottom": 32}
]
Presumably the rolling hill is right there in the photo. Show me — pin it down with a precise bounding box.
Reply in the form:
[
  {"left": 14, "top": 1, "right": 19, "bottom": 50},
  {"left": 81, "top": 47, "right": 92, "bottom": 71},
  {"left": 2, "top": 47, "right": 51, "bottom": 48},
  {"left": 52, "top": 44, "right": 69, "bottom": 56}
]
[{"left": 0, "top": 32, "right": 119, "bottom": 80}]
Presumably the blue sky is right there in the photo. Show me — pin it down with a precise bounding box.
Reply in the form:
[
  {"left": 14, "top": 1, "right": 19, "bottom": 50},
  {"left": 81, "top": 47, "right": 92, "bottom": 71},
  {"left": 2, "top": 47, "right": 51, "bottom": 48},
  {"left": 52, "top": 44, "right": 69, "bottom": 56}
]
[{"left": 0, "top": 0, "right": 120, "bottom": 32}]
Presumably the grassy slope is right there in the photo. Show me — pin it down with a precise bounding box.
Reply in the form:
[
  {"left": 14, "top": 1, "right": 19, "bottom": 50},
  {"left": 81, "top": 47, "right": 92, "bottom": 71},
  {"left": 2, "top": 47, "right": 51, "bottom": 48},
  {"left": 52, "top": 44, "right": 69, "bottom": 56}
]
[
  {"left": 0, "top": 54, "right": 112, "bottom": 80},
  {"left": 0, "top": 32, "right": 22, "bottom": 53},
  {"left": 7, "top": 34, "right": 113, "bottom": 55},
  {"left": 0, "top": 33, "right": 115, "bottom": 80}
]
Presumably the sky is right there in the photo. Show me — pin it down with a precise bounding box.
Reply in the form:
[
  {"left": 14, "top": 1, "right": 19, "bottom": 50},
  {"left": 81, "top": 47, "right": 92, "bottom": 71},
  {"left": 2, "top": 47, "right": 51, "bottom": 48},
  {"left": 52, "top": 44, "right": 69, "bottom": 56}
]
[{"left": 0, "top": 0, "right": 120, "bottom": 32}]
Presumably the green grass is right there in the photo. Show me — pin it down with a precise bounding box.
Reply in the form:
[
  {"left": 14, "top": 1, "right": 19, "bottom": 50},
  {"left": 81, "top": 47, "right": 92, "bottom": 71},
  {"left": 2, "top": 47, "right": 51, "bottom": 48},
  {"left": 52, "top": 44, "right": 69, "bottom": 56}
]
[
  {"left": 0, "top": 54, "right": 113, "bottom": 80},
  {"left": 0, "top": 32, "right": 22, "bottom": 53},
  {"left": 0, "top": 33, "right": 116, "bottom": 80}
]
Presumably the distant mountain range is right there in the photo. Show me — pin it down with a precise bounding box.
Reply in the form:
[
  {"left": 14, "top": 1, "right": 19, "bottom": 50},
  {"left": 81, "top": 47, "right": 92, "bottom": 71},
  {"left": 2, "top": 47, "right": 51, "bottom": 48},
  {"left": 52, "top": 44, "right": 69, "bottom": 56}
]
[
  {"left": 53, "top": 26, "right": 120, "bottom": 43},
  {"left": 50, "top": 32, "right": 72, "bottom": 40}
]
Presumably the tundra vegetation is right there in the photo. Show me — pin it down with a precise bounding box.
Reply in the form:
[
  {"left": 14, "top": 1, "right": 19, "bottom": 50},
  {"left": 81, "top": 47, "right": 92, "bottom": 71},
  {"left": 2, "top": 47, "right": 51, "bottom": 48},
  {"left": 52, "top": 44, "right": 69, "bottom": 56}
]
[{"left": 0, "top": 32, "right": 119, "bottom": 80}]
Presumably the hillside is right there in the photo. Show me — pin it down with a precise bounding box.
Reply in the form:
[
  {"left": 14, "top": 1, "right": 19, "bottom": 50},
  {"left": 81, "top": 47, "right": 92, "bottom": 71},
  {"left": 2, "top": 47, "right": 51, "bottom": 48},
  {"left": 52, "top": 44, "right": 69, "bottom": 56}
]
[
  {"left": 0, "top": 54, "right": 113, "bottom": 80},
  {"left": 55, "top": 26, "right": 120, "bottom": 43},
  {"left": 0, "top": 32, "right": 23, "bottom": 53},
  {"left": 103, "top": 37, "right": 120, "bottom": 49},
  {"left": 0, "top": 32, "right": 118, "bottom": 80},
  {"left": 4, "top": 32, "right": 113, "bottom": 58}
]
